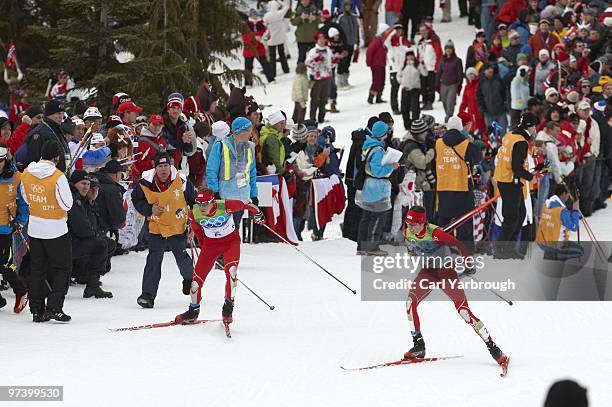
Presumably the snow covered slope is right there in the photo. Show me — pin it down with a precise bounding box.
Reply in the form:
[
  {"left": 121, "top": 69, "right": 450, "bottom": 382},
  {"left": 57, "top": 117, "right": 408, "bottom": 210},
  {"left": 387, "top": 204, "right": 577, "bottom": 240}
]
[{"left": 2, "top": 1, "right": 611, "bottom": 406}]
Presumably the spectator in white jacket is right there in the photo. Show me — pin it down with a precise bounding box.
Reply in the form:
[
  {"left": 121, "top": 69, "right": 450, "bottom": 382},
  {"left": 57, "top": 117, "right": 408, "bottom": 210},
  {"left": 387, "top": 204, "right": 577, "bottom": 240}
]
[
  {"left": 576, "top": 100, "right": 600, "bottom": 216},
  {"left": 263, "top": 0, "right": 290, "bottom": 77},
  {"left": 535, "top": 121, "right": 562, "bottom": 216},
  {"left": 510, "top": 65, "right": 531, "bottom": 128},
  {"left": 397, "top": 49, "right": 421, "bottom": 131},
  {"left": 384, "top": 24, "right": 409, "bottom": 115},
  {"left": 305, "top": 33, "right": 338, "bottom": 123},
  {"left": 416, "top": 23, "right": 440, "bottom": 111}
]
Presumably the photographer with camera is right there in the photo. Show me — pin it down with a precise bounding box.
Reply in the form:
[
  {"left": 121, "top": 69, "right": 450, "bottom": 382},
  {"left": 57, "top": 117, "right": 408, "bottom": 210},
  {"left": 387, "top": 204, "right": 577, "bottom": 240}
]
[{"left": 399, "top": 118, "right": 435, "bottom": 221}]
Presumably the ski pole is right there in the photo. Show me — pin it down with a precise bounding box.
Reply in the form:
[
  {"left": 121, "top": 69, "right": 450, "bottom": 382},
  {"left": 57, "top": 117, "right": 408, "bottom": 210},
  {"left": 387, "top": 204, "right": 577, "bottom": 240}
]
[
  {"left": 262, "top": 223, "right": 357, "bottom": 294},
  {"left": 443, "top": 195, "right": 500, "bottom": 232},
  {"left": 67, "top": 124, "right": 94, "bottom": 173},
  {"left": 236, "top": 277, "right": 275, "bottom": 310},
  {"left": 578, "top": 216, "right": 607, "bottom": 263},
  {"left": 469, "top": 276, "right": 513, "bottom": 306},
  {"left": 192, "top": 242, "right": 276, "bottom": 310}
]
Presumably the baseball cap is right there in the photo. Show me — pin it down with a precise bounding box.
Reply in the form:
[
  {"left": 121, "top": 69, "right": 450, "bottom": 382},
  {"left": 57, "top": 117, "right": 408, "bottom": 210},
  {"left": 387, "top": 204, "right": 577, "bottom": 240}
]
[
  {"left": 148, "top": 114, "right": 164, "bottom": 125},
  {"left": 153, "top": 151, "right": 171, "bottom": 166},
  {"left": 118, "top": 101, "right": 143, "bottom": 114}
]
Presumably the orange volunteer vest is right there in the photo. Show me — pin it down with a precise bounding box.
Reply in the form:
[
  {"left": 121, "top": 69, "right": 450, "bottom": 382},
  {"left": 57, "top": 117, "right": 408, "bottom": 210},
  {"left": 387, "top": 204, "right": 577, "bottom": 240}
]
[
  {"left": 141, "top": 175, "right": 188, "bottom": 237},
  {"left": 21, "top": 168, "right": 67, "bottom": 220},
  {"left": 494, "top": 132, "right": 529, "bottom": 184},
  {"left": 435, "top": 138, "right": 470, "bottom": 191}
]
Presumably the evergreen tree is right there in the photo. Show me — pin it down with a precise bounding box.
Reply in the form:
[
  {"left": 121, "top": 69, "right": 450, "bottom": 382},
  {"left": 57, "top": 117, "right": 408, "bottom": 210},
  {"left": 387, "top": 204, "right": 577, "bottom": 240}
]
[
  {"left": 135, "top": 0, "right": 252, "bottom": 109},
  {"left": 26, "top": 0, "right": 158, "bottom": 112}
]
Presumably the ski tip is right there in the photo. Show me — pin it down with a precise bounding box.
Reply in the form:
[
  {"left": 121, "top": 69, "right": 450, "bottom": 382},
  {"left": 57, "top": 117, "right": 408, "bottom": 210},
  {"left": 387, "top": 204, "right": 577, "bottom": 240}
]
[
  {"left": 500, "top": 357, "right": 510, "bottom": 378},
  {"left": 269, "top": 306, "right": 275, "bottom": 310}
]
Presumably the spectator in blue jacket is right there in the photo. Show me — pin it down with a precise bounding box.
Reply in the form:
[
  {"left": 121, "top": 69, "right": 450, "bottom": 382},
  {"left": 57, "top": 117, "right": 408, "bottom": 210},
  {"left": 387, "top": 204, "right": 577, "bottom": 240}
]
[
  {"left": 206, "top": 117, "right": 258, "bottom": 227},
  {"left": 331, "top": 0, "right": 362, "bottom": 15},
  {"left": 355, "top": 121, "right": 399, "bottom": 256}
]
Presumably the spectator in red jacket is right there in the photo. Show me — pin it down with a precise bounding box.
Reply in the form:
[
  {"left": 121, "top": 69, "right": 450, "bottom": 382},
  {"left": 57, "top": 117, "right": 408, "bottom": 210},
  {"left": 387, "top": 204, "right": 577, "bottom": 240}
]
[
  {"left": 496, "top": 0, "right": 528, "bottom": 26},
  {"left": 459, "top": 67, "right": 486, "bottom": 135},
  {"left": 366, "top": 24, "right": 390, "bottom": 104},
  {"left": 133, "top": 114, "right": 166, "bottom": 178},
  {"left": 528, "top": 19, "right": 560, "bottom": 56},
  {"left": 243, "top": 9, "right": 275, "bottom": 84},
  {"left": 385, "top": 0, "right": 403, "bottom": 26}
]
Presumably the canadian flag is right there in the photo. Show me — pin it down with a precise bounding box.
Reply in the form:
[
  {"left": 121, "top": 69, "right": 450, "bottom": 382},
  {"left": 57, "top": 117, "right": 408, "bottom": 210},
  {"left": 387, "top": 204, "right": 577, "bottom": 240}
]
[
  {"left": 257, "top": 175, "right": 299, "bottom": 245},
  {"left": 311, "top": 175, "right": 346, "bottom": 231}
]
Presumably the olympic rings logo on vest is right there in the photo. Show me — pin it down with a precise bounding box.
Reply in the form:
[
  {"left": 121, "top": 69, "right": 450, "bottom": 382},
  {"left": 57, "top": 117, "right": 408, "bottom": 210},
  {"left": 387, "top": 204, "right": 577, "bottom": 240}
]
[
  {"left": 31, "top": 184, "right": 45, "bottom": 194},
  {"left": 201, "top": 214, "right": 231, "bottom": 229}
]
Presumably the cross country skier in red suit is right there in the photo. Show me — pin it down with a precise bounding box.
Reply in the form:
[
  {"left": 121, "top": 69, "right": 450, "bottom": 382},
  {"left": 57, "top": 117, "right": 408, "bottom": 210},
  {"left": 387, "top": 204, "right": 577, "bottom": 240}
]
[
  {"left": 175, "top": 190, "right": 265, "bottom": 325},
  {"left": 402, "top": 205, "right": 509, "bottom": 373}
]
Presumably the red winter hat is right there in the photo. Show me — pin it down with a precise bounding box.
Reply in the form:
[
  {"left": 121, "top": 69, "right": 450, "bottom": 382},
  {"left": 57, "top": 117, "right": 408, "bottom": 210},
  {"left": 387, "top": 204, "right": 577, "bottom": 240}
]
[
  {"left": 148, "top": 114, "right": 164, "bottom": 125},
  {"left": 314, "top": 31, "right": 327, "bottom": 41},
  {"left": 556, "top": 50, "right": 570, "bottom": 63},
  {"left": 321, "top": 9, "right": 331, "bottom": 20},
  {"left": 183, "top": 96, "right": 201, "bottom": 116},
  {"left": 405, "top": 208, "right": 426, "bottom": 224}
]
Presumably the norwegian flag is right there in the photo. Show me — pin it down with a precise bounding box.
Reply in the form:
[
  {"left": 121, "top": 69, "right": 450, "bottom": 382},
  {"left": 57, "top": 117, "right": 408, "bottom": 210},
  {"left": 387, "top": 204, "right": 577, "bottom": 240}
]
[
  {"left": 4, "top": 40, "right": 17, "bottom": 70},
  {"left": 256, "top": 175, "right": 299, "bottom": 245},
  {"left": 311, "top": 175, "right": 346, "bottom": 231}
]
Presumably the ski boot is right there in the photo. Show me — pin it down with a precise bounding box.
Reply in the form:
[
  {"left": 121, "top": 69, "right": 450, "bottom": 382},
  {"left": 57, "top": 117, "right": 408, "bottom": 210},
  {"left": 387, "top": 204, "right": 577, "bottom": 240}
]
[
  {"left": 175, "top": 306, "right": 200, "bottom": 324},
  {"left": 14, "top": 292, "right": 28, "bottom": 314},
  {"left": 487, "top": 340, "right": 509, "bottom": 375},
  {"left": 403, "top": 333, "right": 426, "bottom": 359},
  {"left": 222, "top": 298, "right": 234, "bottom": 324}
]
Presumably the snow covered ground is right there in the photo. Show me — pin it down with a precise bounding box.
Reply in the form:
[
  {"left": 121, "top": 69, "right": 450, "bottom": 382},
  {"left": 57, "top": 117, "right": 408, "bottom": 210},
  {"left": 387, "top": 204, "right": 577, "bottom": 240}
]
[{"left": 2, "top": 1, "right": 612, "bottom": 406}]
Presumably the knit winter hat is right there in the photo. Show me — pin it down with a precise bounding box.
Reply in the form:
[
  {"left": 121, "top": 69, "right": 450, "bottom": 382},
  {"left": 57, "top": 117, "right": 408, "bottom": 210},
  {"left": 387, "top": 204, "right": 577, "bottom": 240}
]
[
  {"left": 539, "top": 49, "right": 550, "bottom": 58},
  {"left": 369, "top": 121, "right": 389, "bottom": 139},
  {"left": 447, "top": 116, "right": 463, "bottom": 131},
  {"left": 211, "top": 121, "right": 230, "bottom": 138},
  {"left": 291, "top": 123, "right": 308, "bottom": 141},
  {"left": 231, "top": 116, "right": 253, "bottom": 134},
  {"left": 328, "top": 27, "right": 340, "bottom": 39},
  {"left": 557, "top": 50, "right": 570, "bottom": 63},
  {"left": 167, "top": 92, "right": 184, "bottom": 109},
  {"left": 594, "top": 99, "right": 607, "bottom": 112},
  {"left": 90, "top": 133, "right": 105, "bottom": 145},
  {"left": 466, "top": 67, "right": 478, "bottom": 77},
  {"left": 543, "top": 380, "right": 588, "bottom": 407},
  {"left": 410, "top": 119, "right": 428, "bottom": 135},
  {"left": 25, "top": 105, "right": 43, "bottom": 118},
  {"left": 153, "top": 151, "right": 171, "bottom": 167},
  {"left": 545, "top": 87, "right": 559, "bottom": 98},
  {"left": 566, "top": 91, "right": 580, "bottom": 104},
  {"left": 516, "top": 53, "right": 528, "bottom": 63},
  {"left": 70, "top": 170, "right": 89, "bottom": 185},
  {"left": 444, "top": 39, "right": 455, "bottom": 50},
  {"left": 577, "top": 100, "right": 591, "bottom": 111},
  {"left": 518, "top": 112, "right": 539, "bottom": 128},
  {"left": 44, "top": 99, "right": 65, "bottom": 116},
  {"left": 268, "top": 110, "right": 285, "bottom": 126},
  {"left": 83, "top": 106, "right": 102, "bottom": 120}
]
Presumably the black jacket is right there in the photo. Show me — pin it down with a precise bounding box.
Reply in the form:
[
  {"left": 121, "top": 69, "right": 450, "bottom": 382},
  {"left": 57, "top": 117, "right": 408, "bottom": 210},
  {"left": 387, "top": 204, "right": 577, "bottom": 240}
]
[
  {"left": 26, "top": 118, "right": 70, "bottom": 172},
  {"left": 345, "top": 128, "right": 366, "bottom": 187},
  {"left": 95, "top": 172, "right": 127, "bottom": 233},
  {"left": 131, "top": 173, "right": 196, "bottom": 218},
  {"left": 68, "top": 187, "right": 98, "bottom": 240},
  {"left": 476, "top": 73, "right": 507, "bottom": 116}
]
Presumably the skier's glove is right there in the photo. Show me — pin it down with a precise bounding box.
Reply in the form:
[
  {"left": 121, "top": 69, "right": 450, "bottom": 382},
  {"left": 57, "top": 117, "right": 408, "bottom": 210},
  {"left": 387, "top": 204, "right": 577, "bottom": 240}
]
[{"left": 254, "top": 211, "right": 266, "bottom": 225}]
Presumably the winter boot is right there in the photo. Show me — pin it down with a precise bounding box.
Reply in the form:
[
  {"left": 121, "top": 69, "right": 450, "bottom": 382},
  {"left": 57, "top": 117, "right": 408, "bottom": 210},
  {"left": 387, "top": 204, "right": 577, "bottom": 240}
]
[
  {"left": 137, "top": 293, "right": 155, "bottom": 308},
  {"left": 182, "top": 279, "right": 192, "bottom": 295},
  {"left": 32, "top": 310, "right": 50, "bottom": 323},
  {"left": 487, "top": 340, "right": 509, "bottom": 366},
  {"left": 175, "top": 305, "right": 200, "bottom": 324},
  {"left": 367, "top": 91, "right": 375, "bottom": 104},
  {"left": 404, "top": 333, "right": 426, "bottom": 359},
  {"left": 375, "top": 92, "right": 387, "bottom": 104},
  {"left": 84, "top": 274, "right": 113, "bottom": 298},
  {"left": 45, "top": 309, "right": 71, "bottom": 322},
  {"left": 329, "top": 99, "right": 339, "bottom": 113},
  {"left": 422, "top": 102, "right": 433, "bottom": 111},
  {"left": 14, "top": 292, "right": 28, "bottom": 314},
  {"left": 0, "top": 293, "right": 6, "bottom": 309},
  {"left": 222, "top": 298, "right": 234, "bottom": 324}
]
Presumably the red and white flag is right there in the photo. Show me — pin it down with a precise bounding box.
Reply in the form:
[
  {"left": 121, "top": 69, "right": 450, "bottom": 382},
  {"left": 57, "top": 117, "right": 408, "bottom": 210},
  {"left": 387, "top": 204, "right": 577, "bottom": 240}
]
[
  {"left": 257, "top": 175, "right": 299, "bottom": 245},
  {"left": 5, "top": 40, "right": 17, "bottom": 70},
  {"left": 311, "top": 174, "right": 346, "bottom": 230}
]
